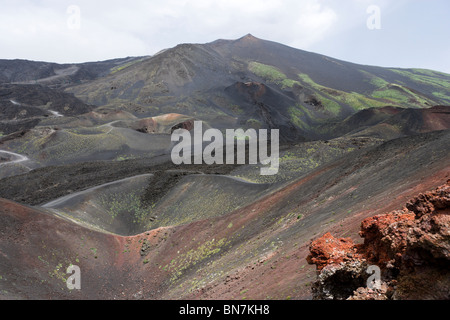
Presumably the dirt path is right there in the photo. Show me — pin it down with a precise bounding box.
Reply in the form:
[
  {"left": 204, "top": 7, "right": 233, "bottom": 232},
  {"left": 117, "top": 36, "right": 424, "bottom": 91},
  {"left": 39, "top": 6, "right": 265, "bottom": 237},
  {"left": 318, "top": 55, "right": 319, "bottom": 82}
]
[
  {"left": 42, "top": 173, "right": 154, "bottom": 208},
  {"left": 0, "top": 150, "right": 29, "bottom": 166}
]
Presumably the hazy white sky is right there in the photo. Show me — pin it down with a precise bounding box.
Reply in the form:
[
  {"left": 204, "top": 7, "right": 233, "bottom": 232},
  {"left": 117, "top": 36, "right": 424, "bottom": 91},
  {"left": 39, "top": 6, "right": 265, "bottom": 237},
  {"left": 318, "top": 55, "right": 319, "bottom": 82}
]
[{"left": 1, "top": 0, "right": 449, "bottom": 73}]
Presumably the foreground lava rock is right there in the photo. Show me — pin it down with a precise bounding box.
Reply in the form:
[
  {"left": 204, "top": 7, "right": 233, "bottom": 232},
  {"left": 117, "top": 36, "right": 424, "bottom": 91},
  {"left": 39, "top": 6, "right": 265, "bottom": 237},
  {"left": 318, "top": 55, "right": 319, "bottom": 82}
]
[{"left": 307, "top": 180, "right": 450, "bottom": 300}]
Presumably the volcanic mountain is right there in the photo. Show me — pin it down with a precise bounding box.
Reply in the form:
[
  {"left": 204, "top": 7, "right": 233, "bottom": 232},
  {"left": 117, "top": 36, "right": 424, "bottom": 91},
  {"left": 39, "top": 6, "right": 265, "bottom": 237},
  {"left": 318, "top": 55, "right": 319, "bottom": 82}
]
[
  {"left": 2, "top": 34, "right": 450, "bottom": 144},
  {"left": 66, "top": 34, "right": 450, "bottom": 140},
  {"left": 0, "top": 34, "right": 449, "bottom": 300}
]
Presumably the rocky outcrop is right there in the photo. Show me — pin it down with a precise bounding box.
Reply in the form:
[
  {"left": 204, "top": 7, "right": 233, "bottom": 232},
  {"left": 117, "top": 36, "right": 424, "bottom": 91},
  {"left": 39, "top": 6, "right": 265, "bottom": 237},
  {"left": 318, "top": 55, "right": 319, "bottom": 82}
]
[
  {"left": 170, "top": 119, "right": 195, "bottom": 133},
  {"left": 307, "top": 180, "right": 450, "bottom": 300}
]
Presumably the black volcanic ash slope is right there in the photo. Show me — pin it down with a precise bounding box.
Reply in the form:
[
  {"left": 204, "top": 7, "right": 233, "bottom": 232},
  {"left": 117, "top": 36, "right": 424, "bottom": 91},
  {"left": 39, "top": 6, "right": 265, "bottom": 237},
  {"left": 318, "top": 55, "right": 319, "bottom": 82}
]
[
  {"left": 0, "top": 56, "right": 148, "bottom": 88},
  {"left": 0, "top": 84, "right": 94, "bottom": 134},
  {"left": 65, "top": 34, "right": 450, "bottom": 142}
]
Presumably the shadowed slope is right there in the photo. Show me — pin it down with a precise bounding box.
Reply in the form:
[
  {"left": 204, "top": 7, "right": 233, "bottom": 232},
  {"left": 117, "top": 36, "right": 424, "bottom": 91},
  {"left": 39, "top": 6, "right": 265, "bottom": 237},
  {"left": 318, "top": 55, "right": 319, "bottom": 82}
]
[{"left": 317, "top": 105, "right": 450, "bottom": 140}]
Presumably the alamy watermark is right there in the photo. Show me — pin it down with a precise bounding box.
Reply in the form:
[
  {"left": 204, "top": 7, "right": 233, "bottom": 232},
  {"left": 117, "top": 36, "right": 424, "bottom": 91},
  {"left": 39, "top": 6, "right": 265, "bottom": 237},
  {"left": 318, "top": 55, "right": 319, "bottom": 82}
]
[
  {"left": 366, "top": 265, "right": 381, "bottom": 290},
  {"left": 171, "top": 121, "right": 279, "bottom": 175},
  {"left": 66, "top": 264, "right": 81, "bottom": 290},
  {"left": 367, "top": 5, "right": 381, "bottom": 30},
  {"left": 67, "top": 5, "right": 81, "bottom": 30}
]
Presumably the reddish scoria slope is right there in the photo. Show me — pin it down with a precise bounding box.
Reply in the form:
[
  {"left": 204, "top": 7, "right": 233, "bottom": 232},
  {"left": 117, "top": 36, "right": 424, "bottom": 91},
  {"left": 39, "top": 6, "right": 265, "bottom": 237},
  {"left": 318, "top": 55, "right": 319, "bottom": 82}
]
[
  {"left": 0, "top": 198, "right": 129, "bottom": 299},
  {"left": 0, "top": 196, "right": 192, "bottom": 299},
  {"left": 0, "top": 130, "right": 449, "bottom": 299},
  {"left": 156, "top": 131, "right": 450, "bottom": 299}
]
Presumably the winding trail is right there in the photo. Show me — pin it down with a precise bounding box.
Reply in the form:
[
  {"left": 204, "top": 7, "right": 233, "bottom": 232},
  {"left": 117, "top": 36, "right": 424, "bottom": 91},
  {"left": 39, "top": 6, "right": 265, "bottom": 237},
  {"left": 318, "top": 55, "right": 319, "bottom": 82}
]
[
  {"left": 13, "top": 65, "right": 80, "bottom": 85},
  {"left": 195, "top": 173, "right": 272, "bottom": 185},
  {"left": 40, "top": 172, "right": 268, "bottom": 210},
  {"left": 0, "top": 150, "right": 30, "bottom": 167},
  {"left": 49, "top": 110, "right": 64, "bottom": 117},
  {"left": 99, "top": 120, "right": 122, "bottom": 134},
  {"left": 42, "top": 173, "right": 153, "bottom": 208}
]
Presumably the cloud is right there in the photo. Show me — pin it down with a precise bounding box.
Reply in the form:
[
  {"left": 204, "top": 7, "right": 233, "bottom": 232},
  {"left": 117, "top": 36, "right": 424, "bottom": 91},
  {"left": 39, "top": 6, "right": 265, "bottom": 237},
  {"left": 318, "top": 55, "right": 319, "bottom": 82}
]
[
  {"left": 1, "top": 0, "right": 449, "bottom": 74},
  {"left": 0, "top": 0, "right": 151, "bottom": 62},
  {"left": 0, "top": 0, "right": 338, "bottom": 63}
]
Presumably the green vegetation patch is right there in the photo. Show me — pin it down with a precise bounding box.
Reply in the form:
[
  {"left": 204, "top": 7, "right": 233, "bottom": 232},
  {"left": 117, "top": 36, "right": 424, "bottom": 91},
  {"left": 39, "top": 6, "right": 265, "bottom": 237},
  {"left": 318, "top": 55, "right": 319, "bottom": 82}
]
[
  {"left": 387, "top": 68, "right": 450, "bottom": 103},
  {"left": 359, "top": 70, "right": 389, "bottom": 88},
  {"left": 372, "top": 83, "right": 435, "bottom": 107},
  {"left": 245, "top": 118, "right": 262, "bottom": 129},
  {"left": 144, "top": 180, "right": 267, "bottom": 230},
  {"left": 298, "top": 73, "right": 387, "bottom": 112},
  {"left": 316, "top": 96, "right": 342, "bottom": 116},
  {"left": 281, "top": 78, "right": 302, "bottom": 89},
  {"left": 167, "top": 238, "right": 230, "bottom": 282},
  {"left": 233, "top": 137, "right": 381, "bottom": 184},
  {"left": 390, "top": 68, "right": 450, "bottom": 89},
  {"left": 13, "top": 125, "right": 127, "bottom": 162},
  {"left": 248, "top": 62, "right": 286, "bottom": 83},
  {"left": 248, "top": 61, "right": 300, "bottom": 89},
  {"left": 432, "top": 91, "right": 450, "bottom": 102},
  {"left": 288, "top": 106, "right": 310, "bottom": 130},
  {"left": 98, "top": 188, "right": 150, "bottom": 224}
]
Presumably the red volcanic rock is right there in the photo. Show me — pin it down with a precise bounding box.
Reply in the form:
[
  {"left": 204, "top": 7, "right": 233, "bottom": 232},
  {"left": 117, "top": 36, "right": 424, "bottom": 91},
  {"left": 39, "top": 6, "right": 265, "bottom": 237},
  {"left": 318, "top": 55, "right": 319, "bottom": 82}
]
[
  {"left": 405, "top": 182, "right": 450, "bottom": 218},
  {"left": 359, "top": 210, "right": 415, "bottom": 267},
  {"left": 307, "top": 180, "right": 450, "bottom": 300},
  {"left": 306, "top": 232, "right": 362, "bottom": 271},
  {"left": 129, "top": 114, "right": 196, "bottom": 134},
  {"left": 134, "top": 118, "right": 158, "bottom": 133},
  {"left": 306, "top": 233, "right": 370, "bottom": 300},
  {"left": 359, "top": 181, "right": 450, "bottom": 269},
  {"left": 170, "top": 119, "right": 195, "bottom": 133}
]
